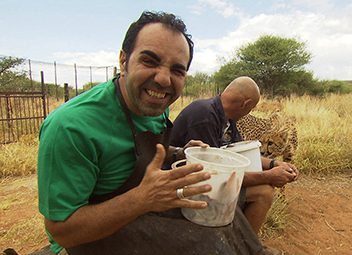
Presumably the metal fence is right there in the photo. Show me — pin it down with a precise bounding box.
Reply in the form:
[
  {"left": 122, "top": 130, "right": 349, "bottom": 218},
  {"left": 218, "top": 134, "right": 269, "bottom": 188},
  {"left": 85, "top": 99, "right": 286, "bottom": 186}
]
[
  {"left": 0, "top": 72, "right": 48, "bottom": 144},
  {"left": 25, "top": 58, "right": 116, "bottom": 90},
  {"left": 1, "top": 54, "right": 118, "bottom": 91},
  {"left": 0, "top": 55, "right": 119, "bottom": 143}
]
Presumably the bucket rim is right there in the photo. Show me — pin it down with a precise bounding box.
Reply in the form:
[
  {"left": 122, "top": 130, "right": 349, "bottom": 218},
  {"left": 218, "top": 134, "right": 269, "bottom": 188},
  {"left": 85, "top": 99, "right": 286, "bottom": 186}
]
[
  {"left": 222, "top": 140, "right": 261, "bottom": 152},
  {"left": 184, "top": 146, "right": 250, "bottom": 172}
]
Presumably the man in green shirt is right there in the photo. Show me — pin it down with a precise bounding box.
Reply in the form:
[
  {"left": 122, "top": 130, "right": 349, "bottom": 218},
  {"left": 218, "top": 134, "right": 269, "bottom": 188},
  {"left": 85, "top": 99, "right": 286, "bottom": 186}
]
[{"left": 38, "top": 11, "right": 210, "bottom": 254}]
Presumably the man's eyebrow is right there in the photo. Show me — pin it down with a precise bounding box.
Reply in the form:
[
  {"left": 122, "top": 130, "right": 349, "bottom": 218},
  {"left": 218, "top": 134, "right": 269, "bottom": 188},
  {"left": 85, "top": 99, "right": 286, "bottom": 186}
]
[
  {"left": 172, "top": 63, "right": 187, "bottom": 72},
  {"left": 141, "top": 50, "right": 161, "bottom": 62},
  {"left": 141, "top": 50, "right": 187, "bottom": 71}
]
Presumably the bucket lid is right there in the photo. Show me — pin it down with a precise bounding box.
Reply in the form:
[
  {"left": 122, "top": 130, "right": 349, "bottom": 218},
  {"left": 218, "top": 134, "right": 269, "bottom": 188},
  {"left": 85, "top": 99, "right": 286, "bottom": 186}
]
[
  {"left": 223, "top": 140, "right": 261, "bottom": 153},
  {"left": 184, "top": 146, "right": 250, "bottom": 172}
]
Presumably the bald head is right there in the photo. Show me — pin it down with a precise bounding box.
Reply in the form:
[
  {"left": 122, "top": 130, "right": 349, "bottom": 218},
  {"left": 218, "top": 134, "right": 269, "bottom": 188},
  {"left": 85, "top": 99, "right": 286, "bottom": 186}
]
[{"left": 221, "top": 76, "right": 260, "bottom": 120}]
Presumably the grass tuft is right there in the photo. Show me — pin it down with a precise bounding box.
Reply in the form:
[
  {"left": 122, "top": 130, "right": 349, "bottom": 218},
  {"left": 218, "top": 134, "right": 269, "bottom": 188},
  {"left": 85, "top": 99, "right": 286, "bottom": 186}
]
[
  {"left": 0, "top": 134, "right": 38, "bottom": 178},
  {"left": 0, "top": 216, "right": 47, "bottom": 250},
  {"left": 260, "top": 190, "right": 289, "bottom": 239}
]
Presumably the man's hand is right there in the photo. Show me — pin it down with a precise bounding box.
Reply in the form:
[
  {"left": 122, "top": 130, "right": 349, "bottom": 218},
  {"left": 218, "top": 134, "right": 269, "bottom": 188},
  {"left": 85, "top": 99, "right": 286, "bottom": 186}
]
[
  {"left": 183, "top": 139, "right": 209, "bottom": 150},
  {"left": 275, "top": 161, "right": 299, "bottom": 181},
  {"left": 137, "top": 144, "right": 212, "bottom": 213},
  {"left": 265, "top": 166, "right": 297, "bottom": 187}
]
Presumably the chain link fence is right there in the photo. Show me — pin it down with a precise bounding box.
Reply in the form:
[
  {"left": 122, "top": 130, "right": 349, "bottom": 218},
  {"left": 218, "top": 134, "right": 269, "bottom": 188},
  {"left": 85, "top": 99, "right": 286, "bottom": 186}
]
[
  {"left": 23, "top": 58, "right": 117, "bottom": 90},
  {"left": 1, "top": 55, "right": 118, "bottom": 93}
]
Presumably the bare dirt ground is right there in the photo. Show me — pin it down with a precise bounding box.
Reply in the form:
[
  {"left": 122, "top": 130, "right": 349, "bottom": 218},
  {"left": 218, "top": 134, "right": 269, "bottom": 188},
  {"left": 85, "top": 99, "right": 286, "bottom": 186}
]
[
  {"left": 1, "top": 173, "right": 352, "bottom": 255},
  {"left": 264, "top": 172, "right": 352, "bottom": 255}
]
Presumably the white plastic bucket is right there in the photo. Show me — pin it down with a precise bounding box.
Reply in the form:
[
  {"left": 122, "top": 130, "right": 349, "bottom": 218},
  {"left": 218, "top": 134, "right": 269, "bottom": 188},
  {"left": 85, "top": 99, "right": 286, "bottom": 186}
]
[
  {"left": 174, "top": 147, "right": 250, "bottom": 227},
  {"left": 223, "top": 140, "right": 262, "bottom": 172}
]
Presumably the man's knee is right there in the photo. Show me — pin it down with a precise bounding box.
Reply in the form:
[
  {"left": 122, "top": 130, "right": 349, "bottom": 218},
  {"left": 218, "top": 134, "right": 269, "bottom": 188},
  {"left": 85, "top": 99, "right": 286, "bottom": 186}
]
[
  {"left": 260, "top": 185, "right": 275, "bottom": 205},
  {"left": 246, "top": 185, "right": 274, "bottom": 206}
]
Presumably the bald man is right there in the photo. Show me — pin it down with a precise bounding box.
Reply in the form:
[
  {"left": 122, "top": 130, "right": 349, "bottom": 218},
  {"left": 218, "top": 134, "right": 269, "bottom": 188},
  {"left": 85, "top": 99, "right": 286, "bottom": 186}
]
[{"left": 170, "top": 76, "right": 298, "bottom": 255}]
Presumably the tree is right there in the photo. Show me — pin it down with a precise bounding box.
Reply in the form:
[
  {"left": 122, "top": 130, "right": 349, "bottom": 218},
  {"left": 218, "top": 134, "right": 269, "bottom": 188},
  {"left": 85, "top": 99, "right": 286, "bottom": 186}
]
[
  {"left": 184, "top": 72, "right": 216, "bottom": 96},
  {"left": 213, "top": 59, "right": 241, "bottom": 92},
  {"left": 237, "top": 35, "right": 312, "bottom": 96},
  {"left": 214, "top": 35, "right": 312, "bottom": 97},
  {"left": 0, "top": 56, "right": 26, "bottom": 91}
]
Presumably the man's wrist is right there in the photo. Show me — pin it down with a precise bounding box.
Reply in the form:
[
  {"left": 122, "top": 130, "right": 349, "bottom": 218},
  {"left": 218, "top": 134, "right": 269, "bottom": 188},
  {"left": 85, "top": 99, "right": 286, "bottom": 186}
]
[
  {"left": 172, "top": 147, "right": 182, "bottom": 162},
  {"left": 269, "top": 159, "right": 276, "bottom": 169}
]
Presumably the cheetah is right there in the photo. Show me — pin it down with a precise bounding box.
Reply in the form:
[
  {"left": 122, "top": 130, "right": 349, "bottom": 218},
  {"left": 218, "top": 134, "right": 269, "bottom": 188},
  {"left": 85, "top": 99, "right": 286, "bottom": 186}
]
[{"left": 236, "top": 112, "right": 298, "bottom": 162}]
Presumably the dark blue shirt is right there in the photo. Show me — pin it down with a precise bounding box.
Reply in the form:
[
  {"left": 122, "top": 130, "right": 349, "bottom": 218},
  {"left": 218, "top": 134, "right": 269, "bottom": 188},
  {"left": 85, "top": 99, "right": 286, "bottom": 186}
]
[{"left": 170, "top": 96, "right": 242, "bottom": 148}]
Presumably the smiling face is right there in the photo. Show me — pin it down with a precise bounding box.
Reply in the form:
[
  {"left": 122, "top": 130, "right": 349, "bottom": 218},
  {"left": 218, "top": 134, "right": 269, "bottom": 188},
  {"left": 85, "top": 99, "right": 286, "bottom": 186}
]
[{"left": 118, "top": 23, "right": 190, "bottom": 116}]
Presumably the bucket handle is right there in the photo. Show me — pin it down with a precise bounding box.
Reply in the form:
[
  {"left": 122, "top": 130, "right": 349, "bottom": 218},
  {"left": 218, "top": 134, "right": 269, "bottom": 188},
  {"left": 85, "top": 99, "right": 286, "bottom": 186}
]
[{"left": 171, "top": 159, "right": 187, "bottom": 169}]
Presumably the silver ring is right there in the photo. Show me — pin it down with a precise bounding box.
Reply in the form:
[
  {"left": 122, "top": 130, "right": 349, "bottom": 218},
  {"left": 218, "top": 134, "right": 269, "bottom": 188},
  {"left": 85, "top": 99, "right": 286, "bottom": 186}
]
[{"left": 176, "top": 188, "right": 186, "bottom": 199}]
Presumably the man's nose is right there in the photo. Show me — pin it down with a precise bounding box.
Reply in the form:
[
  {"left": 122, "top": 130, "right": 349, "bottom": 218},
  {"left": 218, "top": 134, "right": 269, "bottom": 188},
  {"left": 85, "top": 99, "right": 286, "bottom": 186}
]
[{"left": 154, "top": 67, "right": 171, "bottom": 87}]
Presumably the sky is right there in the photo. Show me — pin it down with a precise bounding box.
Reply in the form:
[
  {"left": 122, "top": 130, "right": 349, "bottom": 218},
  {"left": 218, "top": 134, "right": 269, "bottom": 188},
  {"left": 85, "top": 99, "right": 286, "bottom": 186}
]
[{"left": 1, "top": 0, "right": 352, "bottom": 85}]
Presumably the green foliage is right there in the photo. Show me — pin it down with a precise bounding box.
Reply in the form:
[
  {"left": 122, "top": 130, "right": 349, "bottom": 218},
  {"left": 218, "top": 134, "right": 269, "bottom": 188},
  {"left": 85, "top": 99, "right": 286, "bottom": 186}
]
[
  {"left": 284, "top": 70, "right": 319, "bottom": 96},
  {"left": 0, "top": 56, "right": 27, "bottom": 91},
  {"left": 317, "top": 80, "right": 352, "bottom": 94},
  {"left": 237, "top": 35, "right": 312, "bottom": 96},
  {"left": 213, "top": 59, "right": 241, "bottom": 92},
  {"left": 184, "top": 72, "right": 217, "bottom": 96},
  {"left": 214, "top": 35, "right": 313, "bottom": 97}
]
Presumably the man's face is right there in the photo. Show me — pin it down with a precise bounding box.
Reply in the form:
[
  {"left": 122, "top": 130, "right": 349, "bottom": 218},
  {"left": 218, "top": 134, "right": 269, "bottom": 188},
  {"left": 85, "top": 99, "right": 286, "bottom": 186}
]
[{"left": 119, "top": 23, "right": 190, "bottom": 116}]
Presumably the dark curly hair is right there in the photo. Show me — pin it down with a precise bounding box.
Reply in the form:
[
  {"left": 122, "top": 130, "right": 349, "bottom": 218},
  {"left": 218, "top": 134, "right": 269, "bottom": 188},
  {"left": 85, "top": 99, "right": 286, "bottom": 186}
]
[{"left": 122, "top": 11, "right": 194, "bottom": 71}]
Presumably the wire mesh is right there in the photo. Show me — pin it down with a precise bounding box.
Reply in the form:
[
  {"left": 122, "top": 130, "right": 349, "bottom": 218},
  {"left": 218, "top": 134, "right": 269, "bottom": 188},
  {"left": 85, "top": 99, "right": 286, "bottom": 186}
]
[{"left": 2, "top": 55, "right": 118, "bottom": 90}]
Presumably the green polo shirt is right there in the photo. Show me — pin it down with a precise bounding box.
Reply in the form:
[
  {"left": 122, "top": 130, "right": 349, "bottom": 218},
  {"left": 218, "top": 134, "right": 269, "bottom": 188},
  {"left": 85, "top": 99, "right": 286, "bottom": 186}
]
[{"left": 37, "top": 79, "right": 167, "bottom": 253}]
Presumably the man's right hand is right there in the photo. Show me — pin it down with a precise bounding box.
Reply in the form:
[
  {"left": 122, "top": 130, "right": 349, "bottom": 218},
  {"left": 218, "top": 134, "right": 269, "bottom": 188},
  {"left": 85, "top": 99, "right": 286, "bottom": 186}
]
[
  {"left": 136, "top": 144, "right": 212, "bottom": 213},
  {"left": 265, "top": 166, "right": 297, "bottom": 187}
]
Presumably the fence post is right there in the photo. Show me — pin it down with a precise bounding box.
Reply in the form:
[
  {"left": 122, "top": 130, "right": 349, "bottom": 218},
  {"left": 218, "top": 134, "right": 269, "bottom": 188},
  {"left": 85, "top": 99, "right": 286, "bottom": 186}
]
[
  {"left": 41, "top": 71, "right": 47, "bottom": 119},
  {"left": 90, "top": 66, "right": 92, "bottom": 85},
  {"left": 54, "top": 61, "right": 59, "bottom": 101},
  {"left": 28, "top": 59, "right": 33, "bottom": 89},
  {"left": 106, "top": 67, "right": 108, "bottom": 81},
  {"left": 5, "top": 94, "right": 13, "bottom": 138},
  {"left": 64, "top": 83, "right": 69, "bottom": 102},
  {"left": 74, "top": 63, "right": 78, "bottom": 96}
]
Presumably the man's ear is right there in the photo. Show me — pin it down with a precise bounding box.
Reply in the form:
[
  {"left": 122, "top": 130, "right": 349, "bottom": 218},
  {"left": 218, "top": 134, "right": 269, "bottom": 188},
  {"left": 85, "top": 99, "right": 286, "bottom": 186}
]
[
  {"left": 242, "top": 98, "right": 252, "bottom": 108},
  {"left": 119, "top": 50, "right": 127, "bottom": 76}
]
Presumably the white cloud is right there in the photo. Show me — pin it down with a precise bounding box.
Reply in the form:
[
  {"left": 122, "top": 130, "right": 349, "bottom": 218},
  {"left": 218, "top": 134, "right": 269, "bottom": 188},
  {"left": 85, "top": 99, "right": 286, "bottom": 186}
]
[
  {"left": 191, "top": 9, "right": 352, "bottom": 80},
  {"left": 48, "top": 5, "right": 352, "bottom": 81},
  {"left": 190, "top": 0, "right": 238, "bottom": 18},
  {"left": 53, "top": 50, "right": 118, "bottom": 67}
]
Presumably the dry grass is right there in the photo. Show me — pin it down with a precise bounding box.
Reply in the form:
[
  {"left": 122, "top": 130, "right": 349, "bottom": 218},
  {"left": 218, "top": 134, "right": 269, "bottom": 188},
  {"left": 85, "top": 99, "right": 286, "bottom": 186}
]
[
  {"left": 48, "top": 98, "right": 65, "bottom": 111},
  {"left": 171, "top": 93, "right": 352, "bottom": 175},
  {"left": 283, "top": 94, "right": 352, "bottom": 174},
  {"left": 169, "top": 95, "right": 197, "bottom": 121},
  {"left": 0, "top": 134, "right": 38, "bottom": 178},
  {"left": 2, "top": 216, "right": 46, "bottom": 249},
  {"left": 0, "top": 93, "right": 351, "bottom": 246},
  {"left": 260, "top": 190, "right": 290, "bottom": 239},
  {"left": 0, "top": 176, "right": 47, "bottom": 253}
]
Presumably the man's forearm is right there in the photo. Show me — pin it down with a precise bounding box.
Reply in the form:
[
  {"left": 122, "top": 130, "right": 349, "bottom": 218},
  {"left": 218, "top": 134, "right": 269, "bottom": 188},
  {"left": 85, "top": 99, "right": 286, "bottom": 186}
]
[
  {"left": 45, "top": 187, "right": 147, "bottom": 248},
  {"left": 242, "top": 157, "right": 279, "bottom": 186},
  {"left": 242, "top": 171, "right": 271, "bottom": 187}
]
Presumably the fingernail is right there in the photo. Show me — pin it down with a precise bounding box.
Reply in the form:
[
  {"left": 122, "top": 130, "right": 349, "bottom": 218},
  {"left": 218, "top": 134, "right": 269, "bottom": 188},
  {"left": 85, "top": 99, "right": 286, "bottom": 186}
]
[
  {"left": 196, "top": 164, "right": 204, "bottom": 170},
  {"left": 205, "top": 184, "right": 212, "bottom": 191},
  {"left": 203, "top": 172, "right": 211, "bottom": 179},
  {"left": 201, "top": 202, "right": 208, "bottom": 208}
]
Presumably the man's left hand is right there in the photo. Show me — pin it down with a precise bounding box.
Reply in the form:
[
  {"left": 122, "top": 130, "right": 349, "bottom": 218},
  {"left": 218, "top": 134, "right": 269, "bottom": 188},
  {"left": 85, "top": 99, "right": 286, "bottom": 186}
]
[{"left": 276, "top": 161, "right": 299, "bottom": 181}]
